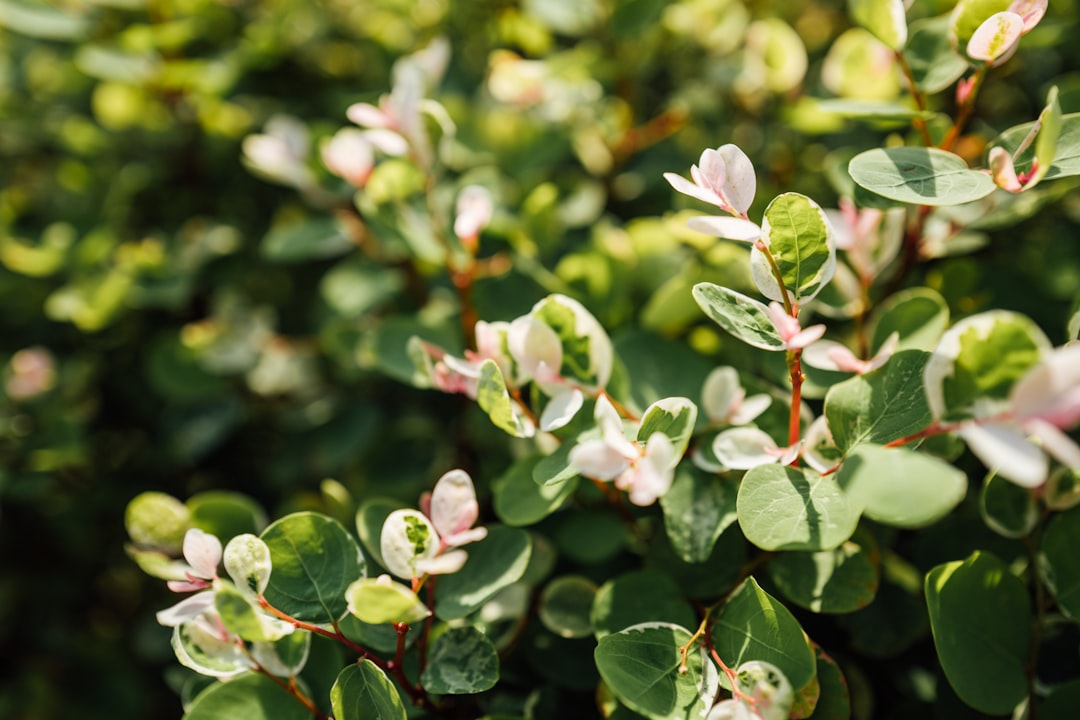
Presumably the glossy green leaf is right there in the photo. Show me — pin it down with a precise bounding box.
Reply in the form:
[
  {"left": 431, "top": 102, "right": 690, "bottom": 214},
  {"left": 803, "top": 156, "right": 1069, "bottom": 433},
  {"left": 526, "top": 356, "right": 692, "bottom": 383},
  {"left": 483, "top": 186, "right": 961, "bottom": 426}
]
[
  {"left": 659, "top": 467, "right": 738, "bottom": 564},
  {"left": 436, "top": 525, "right": 531, "bottom": 620},
  {"left": 806, "top": 647, "right": 852, "bottom": 720},
  {"left": 637, "top": 396, "right": 698, "bottom": 457},
  {"left": 188, "top": 491, "right": 267, "bottom": 542},
  {"left": 494, "top": 455, "right": 578, "bottom": 526},
  {"left": 837, "top": 445, "right": 966, "bottom": 528},
  {"left": 184, "top": 673, "right": 311, "bottom": 720},
  {"left": 355, "top": 497, "right": 405, "bottom": 571},
  {"left": 330, "top": 661, "right": 406, "bottom": 720},
  {"left": 980, "top": 473, "right": 1038, "bottom": 538},
  {"left": 532, "top": 441, "right": 580, "bottom": 487},
  {"left": 767, "top": 529, "right": 880, "bottom": 614},
  {"left": 591, "top": 570, "right": 696, "bottom": 640},
  {"left": 260, "top": 512, "right": 365, "bottom": 624},
  {"left": 737, "top": 464, "right": 860, "bottom": 552},
  {"left": 595, "top": 622, "right": 718, "bottom": 720},
  {"left": 421, "top": 627, "right": 500, "bottom": 694},
  {"left": 692, "top": 283, "right": 785, "bottom": 351},
  {"left": 868, "top": 287, "right": 950, "bottom": 353},
  {"left": 711, "top": 578, "right": 817, "bottom": 691},
  {"left": 848, "top": 0, "right": 907, "bottom": 50},
  {"left": 925, "top": 551, "right": 1032, "bottom": 715},
  {"left": 848, "top": 147, "right": 996, "bottom": 206},
  {"left": 824, "top": 350, "right": 932, "bottom": 452},
  {"left": 924, "top": 310, "right": 1050, "bottom": 421},
  {"left": 540, "top": 575, "right": 598, "bottom": 639},
  {"left": 904, "top": 15, "right": 968, "bottom": 94},
  {"left": 344, "top": 577, "right": 430, "bottom": 625},
  {"left": 1032, "top": 86, "right": 1062, "bottom": 187},
  {"left": 992, "top": 112, "right": 1080, "bottom": 181},
  {"left": 1040, "top": 506, "right": 1080, "bottom": 621},
  {"left": 260, "top": 217, "right": 354, "bottom": 263},
  {"left": 756, "top": 193, "right": 835, "bottom": 303},
  {"left": 477, "top": 360, "right": 535, "bottom": 438}
]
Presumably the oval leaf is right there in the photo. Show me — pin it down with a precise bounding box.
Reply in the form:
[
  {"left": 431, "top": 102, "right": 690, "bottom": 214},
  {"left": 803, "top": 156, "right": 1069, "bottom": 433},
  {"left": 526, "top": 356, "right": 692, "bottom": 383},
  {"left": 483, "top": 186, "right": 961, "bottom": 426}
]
[
  {"left": 637, "top": 396, "right": 698, "bottom": 457},
  {"left": 767, "top": 529, "right": 880, "bottom": 614},
  {"left": 184, "top": 673, "right": 311, "bottom": 720},
  {"left": 330, "top": 661, "right": 407, "bottom": 720},
  {"left": 591, "top": 570, "right": 696, "bottom": 639},
  {"left": 837, "top": 445, "right": 966, "bottom": 527},
  {"left": 345, "top": 577, "right": 431, "bottom": 625},
  {"left": 849, "top": 0, "right": 908, "bottom": 50},
  {"left": 659, "top": 467, "right": 738, "bottom": 564},
  {"left": 421, "top": 627, "right": 500, "bottom": 694},
  {"left": 1040, "top": 506, "right": 1080, "bottom": 621},
  {"left": 848, "top": 147, "right": 996, "bottom": 206},
  {"left": 435, "top": 525, "right": 531, "bottom": 620},
  {"left": 755, "top": 193, "right": 836, "bottom": 304},
  {"left": 692, "top": 283, "right": 785, "bottom": 351}
]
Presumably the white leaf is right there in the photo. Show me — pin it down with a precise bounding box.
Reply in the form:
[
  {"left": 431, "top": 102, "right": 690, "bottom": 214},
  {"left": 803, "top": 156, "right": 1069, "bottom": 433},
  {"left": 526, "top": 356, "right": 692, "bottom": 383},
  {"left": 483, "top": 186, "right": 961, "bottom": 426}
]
[
  {"left": 540, "top": 388, "right": 585, "bottom": 432},
  {"left": 429, "top": 469, "right": 480, "bottom": 542},
  {"left": 223, "top": 534, "right": 272, "bottom": 596},
  {"left": 685, "top": 215, "right": 761, "bottom": 242},
  {"left": 380, "top": 509, "right": 440, "bottom": 580},
  {"left": 712, "top": 427, "right": 779, "bottom": 470},
  {"left": 959, "top": 423, "right": 1048, "bottom": 488}
]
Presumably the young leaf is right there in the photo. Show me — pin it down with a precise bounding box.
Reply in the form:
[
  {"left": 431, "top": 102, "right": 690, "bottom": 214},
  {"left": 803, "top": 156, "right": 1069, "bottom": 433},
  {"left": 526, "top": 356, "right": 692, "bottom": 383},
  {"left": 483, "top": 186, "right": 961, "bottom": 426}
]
[
  {"left": 766, "top": 529, "right": 880, "bottom": 614},
  {"left": 923, "top": 310, "right": 1050, "bottom": 421},
  {"left": 591, "top": 570, "right": 696, "bottom": 639},
  {"left": 421, "top": 627, "right": 500, "bottom": 694},
  {"left": 737, "top": 464, "right": 860, "bottom": 552},
  {"left": 223, "top": 534, "right": 272, "bottom": 596},
  {"left": 1040, "top": 506, "right": 1080, "bottom": 621},
  {"left": 330, "top": 661, "right": 407, "bottom": 720},
  {"left": 711, "top": 578, "right": 817, "bottom": 691},
  {"left": 848, "top": 0, "right": 908, "bottom": 50},
  {"left": 184, "top": 673, "right": 311, "bottom": 720},
  {"left": 637, "top": 396, "right": 698, "bottom": 457},
  {"left": 172, "top": 622, "right": 251, "bottom": 679},
  {"left": 126, "top": 491, "right": 190, "bottom": 551},
  {"left": 949, "top": 0, "right": 1014, "bottom": 49},
  {"left": 806, "top": 646, "right": 852, "bottom": 720},
  {"left": 925, "top": 551, "right": 1032, "bottom": 715},
  {"left": 260, "top": 512, "right": 366, "bottom": 624},
  {"left": 691, "top": 283, "right": 786, "bottom": 351},
  {"left": 215, "top": 583, "right": 293, "bottom": 642},
  {"left": 836, "top": 445, "right": 967, "bottom": 528},
  {"left": 477, "top": 359, "right": 536, "bottom": 438},
  {"left": 435, "top": 525, "right": 531, "bottom": 620},
  {"left": 659, "top": 467, "right": 738, "bottom": 564},
  {"left": 344, "top": 577, "right": 431, "bottom": 625},
  {"left": 824, "top": 350, "right": 932, "bottom": 452},
  {"left": 595, "top": 622, "right": 718, "bottom": 720},
  {"left": 380, "top": 509, "right": 438, "bottom": 580},
  {"left": 752, "top": 193, "right": 836, "bottom": 304},
  {"left": 848, "top": 147, "right": 996, "bottom": 206}
]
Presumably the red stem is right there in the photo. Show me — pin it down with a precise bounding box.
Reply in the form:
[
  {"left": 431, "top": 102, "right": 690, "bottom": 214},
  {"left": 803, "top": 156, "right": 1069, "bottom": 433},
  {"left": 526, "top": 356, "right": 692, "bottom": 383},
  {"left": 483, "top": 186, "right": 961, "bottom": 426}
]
[{"left": 257, "top": 596, "right": 385, "bottom": 668}]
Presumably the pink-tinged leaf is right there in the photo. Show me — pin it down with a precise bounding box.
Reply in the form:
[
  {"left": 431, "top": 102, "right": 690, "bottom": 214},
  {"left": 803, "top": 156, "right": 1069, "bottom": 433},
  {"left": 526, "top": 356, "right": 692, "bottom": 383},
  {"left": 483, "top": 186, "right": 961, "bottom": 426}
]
[
  {"left": 346, "top": 102, "right": 392, "bottom": 129},
  {"left": 183, "top": 529, "right": 222, "bottom": 580},
  {"left": 988, "top": 147, "right": 1023, "bottom": 192},
  {"left": 733, "top": 394, "right": 773, "bottom": 425},
  {"left": 803, "top": 340, "right": 859, "bottom": 372},
  {"left": 1024, "top": 418, "right": 1080, "bottom": 470},
  {"left": 454, "top": 185, "right": 494, "bottom": 240},
  {"left": 1011, "top": 345, "right": 1080, "bottom": 428},
  {"left": 1008, "top": 0, "right": 1047, "bottom": 32},
  {"left": 429, "top": 469, "right": 480, "bottom": 541},
  {"left": 685, "top": 216, "right": 761, "bottom": 242},
  {"left": 443, "top": 527, "right": 488, "bottom": 547},
  {"left": 416, "top": 549, "right": 468, "bottom": 575},
  {"left": 508, "top": 316, "right": 563, "bottom": 381},
  {"left": 712, "top": 427, "right": 779, "bottom": 470},
  {"left": 767, "top": 302, "right": 801, "bottom": 342},
  {"left": 959, "top": 423, "right": 1048, "bottom": 488},
  {"left": 697, "top": 148, "right": 729, "bottom": 196},
  {"left": 540, "top": 388, "right": 584, "bottom": 432},
  {"left": 321, "top": 129, "right": 375, "bottom": 187},
  {"left": 156, "top": 591, "right": 216, "bottom": 627},
  {"left": 788, "top": 324, "right": 827, "bottom": 351},
  {"left": 966, "top": 12, "right": 1024, "bottom": 64},
  {"left": 663, "top": 171, "right": 725, "bottom": 208},
  {"left": 717, "top": 144, "right": 757, "bottom": 215},
  {"left": 620, "top": 433, "right": 676, "bottom": 506},
  {"left": 363, "top": 128, "right": 409, "bottom": 156},
  {"left": 568, "top": 439, "right": 633, "bottom": 480}
]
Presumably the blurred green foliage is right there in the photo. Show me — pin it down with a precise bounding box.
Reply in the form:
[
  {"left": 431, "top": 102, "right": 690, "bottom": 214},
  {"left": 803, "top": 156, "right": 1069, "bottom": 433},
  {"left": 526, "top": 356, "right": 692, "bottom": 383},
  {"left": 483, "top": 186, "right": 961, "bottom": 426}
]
[{"left": 1, "top": 0, "right": 1079, "bottom": 718}]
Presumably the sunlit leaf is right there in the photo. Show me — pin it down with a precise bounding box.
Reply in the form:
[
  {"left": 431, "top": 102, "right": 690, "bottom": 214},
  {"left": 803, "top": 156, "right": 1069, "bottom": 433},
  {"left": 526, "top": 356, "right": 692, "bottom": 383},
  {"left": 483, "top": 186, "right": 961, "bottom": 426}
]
[{"left": 848, "top": 147, "right": 996, "bottom": 206}]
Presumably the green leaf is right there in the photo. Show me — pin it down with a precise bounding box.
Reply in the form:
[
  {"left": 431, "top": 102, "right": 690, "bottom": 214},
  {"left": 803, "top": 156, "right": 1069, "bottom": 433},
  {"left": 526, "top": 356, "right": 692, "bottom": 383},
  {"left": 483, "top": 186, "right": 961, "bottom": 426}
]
[
  {"left": 260, "top": 512, "right": 366, "bottom": 624},
  {"left": 214, "top": 583, "right": 290, "bottom": 642},
  {"left": 924, "top": 310, "right": 1050, "bottom": 421},
  {"left": 868, "top": 287, "right": 950, "bottom": 353},
  {"left": 824, "top": 350, "right": 932, "bottom": 452},
  {"left": 711, "top": 578, "right": 817, "bottom": 691},
  {"left": 591, "top": 570, "right": 696, "bottom": 639},
  {"left": 904, "top": 15, "right": 969, "bottom": 94},
  {"left": 848, "top": 0, "right": 907, "bottom": 50},
  {"left": 355, "top": 497, "right": 405, "bottom": 571},
  {"left": 126, "top": 491, "right": 190, "bottom": 551},
  {"left": 806, "top": 647, "right": 852, "bottom": 720},
  {"left": 659, "top": 467, "right": 738, "bottom": 564},
  {"left": 692, "top": 283, "right": 785, "bottom": 351},
  {"left": 330, "top": 661, "right": 407, "bottom": 720},
  {"left": 614, "top": 330, "right": 715, "bottom": 411},
  {"left": 494, "top": 455, "right": 578, "bottom": 526},
  {"left": 421, "top": 627, "right": 500, "bottom": 694},
  {"left": 260, "top": 217, "right": 354, "bottom": 263},
  {"left": 436, "top": 525, "right": 531, "bottom": 620},
  {"left": 532, "top": 441, "right": 580, "bottom": 487},
  {"left": 837, "top": 445, "right": 966, "bottom": 528},
  {"left": 539, "top": 575, "right": 598, "bottom": 639},
  {"left": 767, "top": 528, "right": 880, "bottom": 614},
  {"left": 477, "top": 360, "right": 536, "bottom": 438},
  {"left": 188, "top": 491, "right": 267, "bottom": 542},
  {"left": 184, "top": 673, "right": 312, "bottom": 720},
  {"left": 1040, "top": 506, "right": 1080, "bottom": 621},
  {"left": 1032, "top": 86, "right": 1062, "bottom": 187},
  {"left": 925, "top": 551, "right": 1032, "bottom": 715},
  {"left": 344, "top": 578, "right": 430, "bottom": 625},
  {"left": 637, "top": 396, "right": 698, "bottom": 457},
  {"left": 758, "top": 193, "right": 836, "bottom": 303},
  {"left": 595, "top": 622, "right": 717, "bottom": 720},
  {"left": 949, "top": 0, "right": 1012, "bottom": 49},
  {"left": 321, "top": 256, "right": 405, "bottom": 318},
  {"left": 815, "top": 99, "right": 930, "bottom": 122},
  {"left": 0, "top": 0, "right": 88, "bottom": 40},
  {"left": 992, "top": 111, "right": 1080, "bottom": 182},
  {"left": 848, "top": 147, "right": 996, "bottom": 206},
  {"left": 172, "top": 622, "right": 251, "bottom": 679},
  {"left": 980, "top": 473, "right": 1038, "bottom": 538},
  {"left": 737, "top": 464, "right": 860, "bottom": 552}
]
